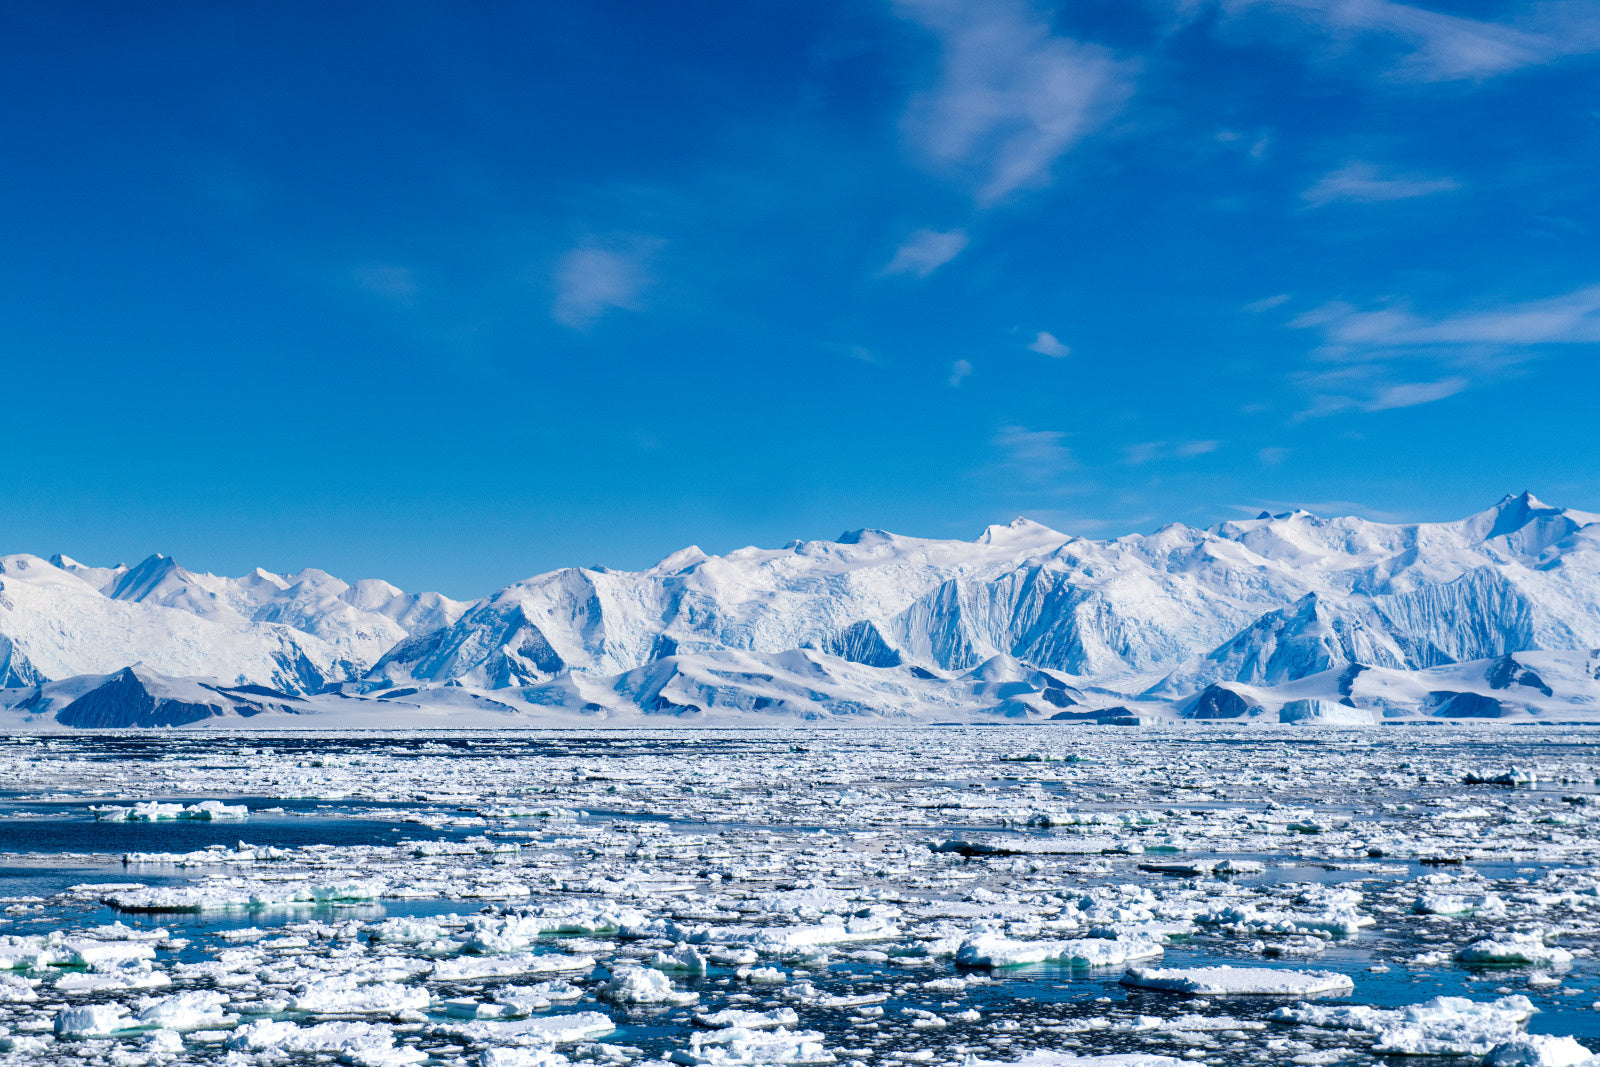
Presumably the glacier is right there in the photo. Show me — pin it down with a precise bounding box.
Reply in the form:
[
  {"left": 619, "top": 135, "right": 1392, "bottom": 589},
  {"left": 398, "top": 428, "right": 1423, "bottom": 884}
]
[{"left": 3, "top": 491, "right": 1600, "bottom": 727}]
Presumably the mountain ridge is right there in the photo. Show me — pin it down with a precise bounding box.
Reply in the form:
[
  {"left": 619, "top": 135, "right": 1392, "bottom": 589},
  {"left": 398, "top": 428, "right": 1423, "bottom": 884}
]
[{"left": 3, "top": 492, "right": 1599, "bottom": 726}]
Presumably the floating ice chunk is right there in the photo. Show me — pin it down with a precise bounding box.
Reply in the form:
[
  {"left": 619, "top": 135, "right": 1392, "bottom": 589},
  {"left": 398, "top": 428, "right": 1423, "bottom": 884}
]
[
  {"left": 136, "top": 989, "right": 235, "bottom": 1030},
  {"left": 144, "top": 1029, "right": 186, "bottom": 1054},
  {"left": 0, "top": 974, "right": 38, "bottom": 1002},
  {"left": 55, "top": 964, "right": 171, "bottom": 993},
  {"left": 1274, "top": 995, "right": 1535, "bottom": 1056},
  {"left": 1251, "top": 935, "right": 1327, "bottom": 958},
  {"left": 694, "top": 1008, "right": 800, "bottom": 1030},
  {"left": 1138, "top": 861, "right": 1216, "bottom": 877},
  {"left": 432, "top": 1011, "right": 615, "bottom": 1046},
  {"left": 431, "top": 952, "right": 594, "bottom": 981},
  {"left": 653, "top": 944, "right": 710, "bottom": 974},
  {"left": 1485, "top": 1034, "right": 1599, "bottom": 1066},
  {"left": 735, "top": 965, "right": 786, "bottom": 984},
  {"left": 227, "top": 1019, "right": 398, "bottom": 1054},
  {"left": 1213, "top": 859, "right": 1264, "bottom": 876},
  {"left": 503, "top": 981, "right": 583, "bottom": 1007},
  {"left": 481, "top": 1049, "right": 574, "bottom": 1067},
  {"left": 366, "top": 917, "right": 451, "bottom": 943},
  {"left": 291, "top": 977, "right": 430, "bottom": 1014},
  {"left": 104, "top": 878, "right": 386, "bottom": 912},
  {"left": 442, "top": 996, "right": 511, "bottom": 1020},
  {"left": 599, "top": 965, "right": 698, "bottom": 1005},
  {"left": 1415, "top": 891, "right": 1505, "bottom": 916},
  {"left": 58, "top": 937, "right": 157, "bottom": 966},
  {"left": 86, "top": 921, "right": 169, "bottom": 942},
  {"left": 1456, "top": 934, "right": 1573, "bottom": 968},
  {"left": 92, "top": 800, "right": 248, "bottom": 821},
  {"left": 470, "top": 903, "right": 647, "bottom": 941},
  {"left": 1464, "top": 768, "right": 1538, "bottom": 788},
  {"left": 0, "top": 934, "right": 56, "bottom": 970},
  {"left": 955, "top": 934, "right": 1162, "bottom": 969},
  {"left": 348, "top": 1046, "right": 430, "bottom": 1067},
  {"left": 55, "top": 1003, "right": 132, "bottom": 1036},
  {"left": 732, "top": 919, "right": 897, "bottom": 954},
  {"left": 1121, "top": 965, "right": 1354, "bottom": 996},
  {"left": 671, "top": 1025, "right": 835, "bottom": 1065},
  {"left": 1198, "top": 903, "right": 1373, "bottom": 937}
]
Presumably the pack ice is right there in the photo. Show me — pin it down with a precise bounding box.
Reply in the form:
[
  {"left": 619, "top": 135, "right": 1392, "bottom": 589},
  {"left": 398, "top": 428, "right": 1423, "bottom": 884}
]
[{"left": 0, "top": 728, "right": 1595, "bottom": 1065}]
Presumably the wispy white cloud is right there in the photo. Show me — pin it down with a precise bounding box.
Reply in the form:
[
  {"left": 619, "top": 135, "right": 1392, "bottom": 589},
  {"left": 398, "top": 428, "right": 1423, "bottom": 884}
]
[
  {"left": 895, "top": 0, "right": 1136, "bottom": 204},
  {"left": 1295, "top": 285, "right": 1600, "bottom": 348},
  {"left": 1209, "top": 0, "right": 1599, "bottom": 82},
  {"left": 552, "top": 239, "right": 657, "bottom": 329},
  {"left": 1027, "top": 330, "right": 1071, "bottom": 357},
  {"left": 1287, "top": 283, "right": 1600, "bottom": 415},
  {"left": 1246, "top": 293, "right": 1291, "bottom": 313},
  {"left": 993, "top": 424, "right": 1076, "bottom": 482},
  {"left": 1124, "top": 440, "right": 1221, "bottom": 464},
  {"left": 882, "top": 228, "right": 969, "bottom": 277},
  {"left": 1368, "top": 376, "right": 1469, "bottom": 409},
  {"left": 948, "top": 358, "right": 973, "bottom": 386},
  {"left": 1302, "top": 161, "right": 1459, "bottom": 207}
]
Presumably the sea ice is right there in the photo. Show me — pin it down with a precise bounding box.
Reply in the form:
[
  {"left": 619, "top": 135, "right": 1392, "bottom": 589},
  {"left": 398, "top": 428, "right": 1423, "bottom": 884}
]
[{"left": 1121, "top": 965, "right": 1355, "bottom": 995}]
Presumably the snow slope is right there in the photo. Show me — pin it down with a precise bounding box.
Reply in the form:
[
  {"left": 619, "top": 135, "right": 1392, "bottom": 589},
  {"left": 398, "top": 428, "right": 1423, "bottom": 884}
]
[
  {"left": 0, "top": 553, "right": 466, "bottom": 693},
  {"left": 368, "top": 492, "right": 1600, "bottom": 694}
]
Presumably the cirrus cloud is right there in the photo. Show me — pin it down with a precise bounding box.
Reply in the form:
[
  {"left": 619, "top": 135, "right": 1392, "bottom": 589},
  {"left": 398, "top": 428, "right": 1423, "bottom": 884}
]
[
  {"left": 1286, "top": 283, "right": 1600, "bottom": 416},
  {"left": 894, "top": 0, "right": 1136, "bottom": 204},
  {"left": 882, "top": 228, "right": 970, "bottom": 278},
  {"left": 552, "top": 238, "right": 660, "bottom": 330}
]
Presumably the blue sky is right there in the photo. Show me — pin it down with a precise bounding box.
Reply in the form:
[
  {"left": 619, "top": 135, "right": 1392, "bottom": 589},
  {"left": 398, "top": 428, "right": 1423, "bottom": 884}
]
[{"left": 3, "top": 0, "right": 1598, "bottom": 596}]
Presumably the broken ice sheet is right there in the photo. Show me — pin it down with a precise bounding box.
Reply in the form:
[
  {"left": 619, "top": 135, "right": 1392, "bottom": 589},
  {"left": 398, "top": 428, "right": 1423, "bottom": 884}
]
[{"left": 0, "top": 729, "right": 1596, "bottom": 1066}]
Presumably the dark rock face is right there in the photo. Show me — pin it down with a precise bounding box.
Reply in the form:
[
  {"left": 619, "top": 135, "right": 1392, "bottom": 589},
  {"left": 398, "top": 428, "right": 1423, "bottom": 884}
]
[
  {"left": 823, "top": 620, "right": 903, "bottom": 668},
  {"left": 1426, "top": 691, "right": 1507, "bottom": 719},
  {"left": 55, "top": 668, "right": 224, "bottom": 728},
  {"left": 51, "top": 667, "right": 300, "bottom": 728},
  {"left": 1485, "top": 654, "right": 1554, "bottom": 697},
  {"left": 1186, "top": 684, "right": 1261, "bottom": 720},
  {"left": 1041, "top": 687, "right": 1076, "bottom": 708}
]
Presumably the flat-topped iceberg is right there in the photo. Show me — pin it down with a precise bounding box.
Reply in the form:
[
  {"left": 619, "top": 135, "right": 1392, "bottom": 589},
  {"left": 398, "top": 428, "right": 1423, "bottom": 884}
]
[
  {"left": 92, "top": 800, "right": 248, "bottom": 821},
  {"left": 1121, "top": 965, "right": 1355, "bottom": 996}
]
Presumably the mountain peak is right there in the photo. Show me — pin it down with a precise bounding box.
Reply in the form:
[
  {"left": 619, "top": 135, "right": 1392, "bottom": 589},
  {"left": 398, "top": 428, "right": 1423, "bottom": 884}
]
[
  {"left": 976, "top": 517, "right": 1062, "bottom": 546},
  {"left": 1477, "top": 489, "right": 1564, "bottom": 543},
  {"left": 836, "top": 528, "right": 894, "bottom": 545},
  {"left": 1497, "top": 489, "right": 1551, "bottom": 512},
  {"left": 109, "top": 553, "right": 185, "bottom": 602},
  {"left": 653, "top": 545, "right": 708, "bottom": 572}
]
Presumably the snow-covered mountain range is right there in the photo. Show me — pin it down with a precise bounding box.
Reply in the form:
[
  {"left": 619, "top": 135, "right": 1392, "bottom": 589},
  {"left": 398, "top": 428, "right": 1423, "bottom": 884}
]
[{"left": 5, "top": 492, "right": 1600, "bottom": 727}]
